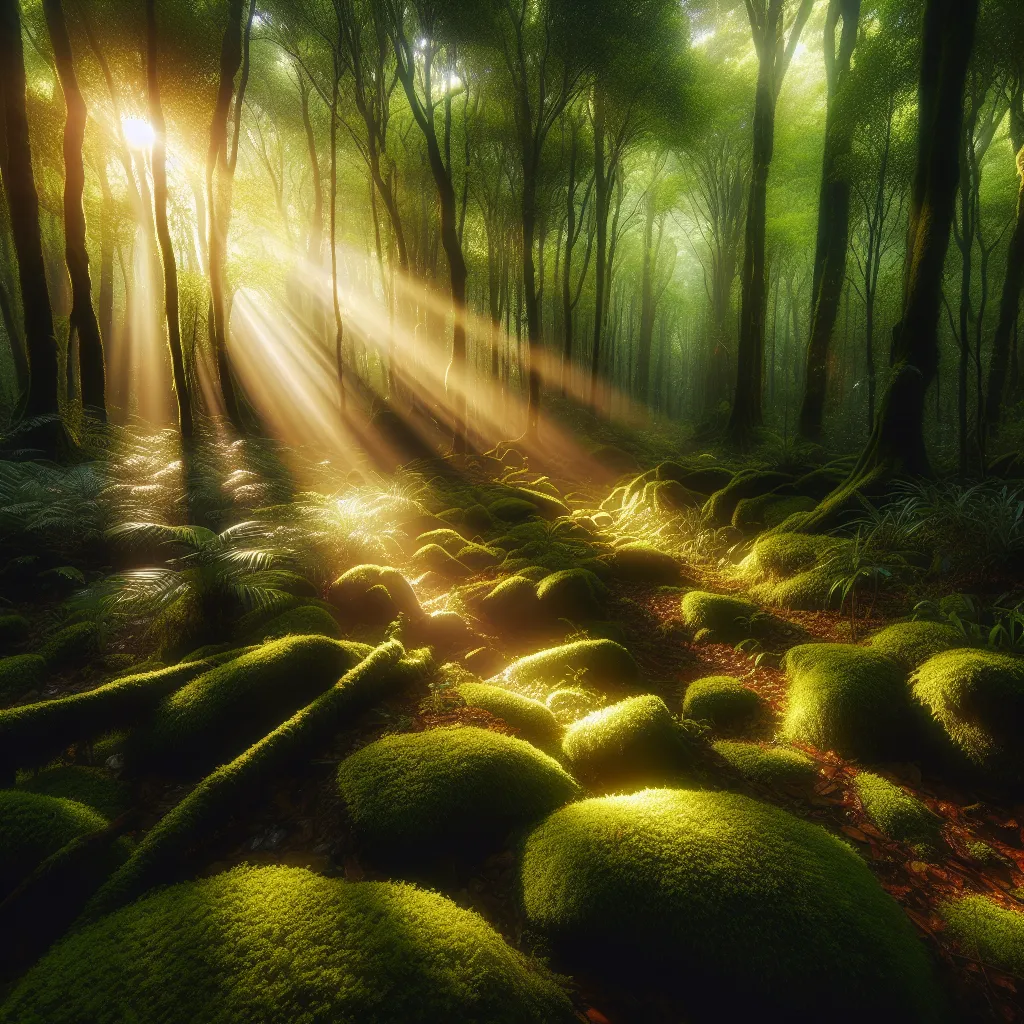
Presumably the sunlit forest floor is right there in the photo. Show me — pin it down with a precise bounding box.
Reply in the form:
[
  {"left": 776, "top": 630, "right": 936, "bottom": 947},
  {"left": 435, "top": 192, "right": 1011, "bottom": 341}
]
[{"left": 0, "top": 406, "right": 1022, "bottom": 1022}]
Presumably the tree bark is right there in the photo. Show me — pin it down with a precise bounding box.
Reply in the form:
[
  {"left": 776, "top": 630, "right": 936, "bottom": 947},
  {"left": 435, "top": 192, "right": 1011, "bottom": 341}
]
[
  {"left": 329, "top": 65, "right": 345, "bottom": 417},
  {"left": 590, "top": 87, "right": 608, "bottom": 409},
  {"left": 636, "top": 194, "right": 657, "bottom": 405}
]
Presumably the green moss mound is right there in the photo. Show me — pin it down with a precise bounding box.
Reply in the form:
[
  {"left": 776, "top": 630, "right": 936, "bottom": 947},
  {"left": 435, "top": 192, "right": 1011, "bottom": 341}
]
[
  {"left": 515, "top": 487, "right": 570, "bottom": 519},
  {"left": 782, "top": 643, "right": 913, "bottom": 760},
  {"left": 521, "top": 788, "right": 946, "bottom": 1020},
  {"left": 336, "top": 727, "right": 579, "bottom": 861},
  {"left": 456, "top": 681, "right": 559, "bottom": 746},
  {"left": 545, "top": 686, "right": 604, "bottom": 724},
  {"left": 683, "top": 676, "right": 764, "bottom": 734},
  {"left": 0, "top": 654, "right": 46, "bottom": 703},
  {"left": 37, "top": 622, "right": 100, "bottom": 670},
  {"left": 712, "top": 741, "right": 818, "bottom": 786},
  {"left": 536, "top": 568, "right": 606, "bottom": 621},
  {"left": 742, "top": 533, "right": 850, "bottom": 610},
  {"left": 940, "top": 895, "right": 1024, "bottom": 978},
  {"left": 640, "top": 479, "right": 705, "bottom": 513},
  {"left": 413, "top": 543, "right": 470, "bottom": 579},
  {"left": 457, "top": 542, "right": 503, "bottom": 570},
  {"left": 0, "top": 614, "right": 29, "bottom": 653},
  {"left": 563, "top": 695, "right": 697, "bottom": 791},
  {"left": 0, "top": 865, "right": 577, "bottom": 1024},
  {"left": 732, "top": 493, "right": 816, "bottom": 534},
  {"left": 328, "top": 564, "right": 421, "bottom": 622},
  {"left": 867, "top": 621, "right": 966, "bottom": 670},
  {"left": 704, "top": 470, "right": 793, "bottom": 525},
  {"left": 911, "top": 648, "right": 1024, "bottom": 784},
  {"left": 853, "top": 772, "right": 944, "bottom": 855},
  {"left": 245, "top": 603, "right": 341, "bottom": 644},
  {"left": 490, "top": 497, "right": 540, "bottom": 523},
  {"left": 478, "top": 575, "right": 542, "bottom": 631},
  {"left": 680, "top": 591, "right": 758, "bottom": 642},
  {"left": 603, "top": 543, "right": 683, "bottom": 584},
  {"left": 0, "top": 789, "right": 107, "bottom": 897},
  {"left": 416, "top": 527, "right": 467, "bottom": 553},
  {"left": 137, "top": 635, "right": 371, "bottom": 776},
  {"left": 498, "top": 639, "right": 641, "bottom": 697},
  {"left": 17, "top": 766, "right": 129, "bottom": 819}
]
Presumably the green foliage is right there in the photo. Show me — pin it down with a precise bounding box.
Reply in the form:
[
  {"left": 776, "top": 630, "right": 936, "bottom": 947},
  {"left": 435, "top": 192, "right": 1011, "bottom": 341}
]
[
  {"left": 520, "top": 789, "right": 946, "bottom": 1018},
  {"left": 782, "top": 644, "right": 914, "bottom": 760},
  {"left": 602, "top": 543, "right": 684, "bottom": 584},
  {"left": 682, "top": 675, "right": 765, "bottom": 734},
  {"left": 853, "top": 772, "right": 945, "bottom": 856},
  {"left": 712, "top": 741, "right": 818, "bottom": 787},
  {"left": 243, "top": 603, "right": 341, "bottom": 643},
  {"left": 0, "top": 654, "right": 47, "bottom": 704},
  {"left": 741, "top": 533, "right": 852, "bottom": 610},
  {"left": 4, "top": 865, "right": 577, "bottom": 1024},
  {"left": 535, "top": 568, "right": 607, "bottom": 621},
  {"left": 336, "top": 726, "right": 579, "bottom": 863},
  {"left": 680, "top": 591, "right": 759, "bottom": 642},
  {"left": 562, "top": 695, "right": 699, "bottom": 791},
  {"left": 17, "top": 766, "right": 129, "bottom": 819},
  {"left": 910, "top": 649, "right": 1024, "bottom": 784},
  {"left": 940, "top": 895, "right": 1024, "bottom": 978},
  {"left": 36, "top": 622, "right": 100, "bottom": 670},
  {"left": 0, "top": 615, "right": 29, "bottom": 653},
  {"left": 328, "top": 564, "right": 421, "bottom": 623},
  {"left": 456, "top": 682, "right": 561, "bottom": 750},
  {"left": 497, "top": 639, "right": 641, "bottom": 696},
  {"left": 867, "top": 620, "right": 967, "bottom": 669}
]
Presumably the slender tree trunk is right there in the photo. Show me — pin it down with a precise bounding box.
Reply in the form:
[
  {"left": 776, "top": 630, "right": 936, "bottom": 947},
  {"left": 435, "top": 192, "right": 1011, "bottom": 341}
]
[
  {"left": 98, "top": 166, "right": 114, "bottom": 360},
  {"left": 146, "top": 0, "right": 193, "bottom": 439},
  {"left": 522, "top": 159, "right": 541, "bottom": 436},
  {"left": 330, "top": 67, "right": 345, "bottom": 417},
  {"left": 590, "top": 87, "right": 608, "bottom": 409},
  {"left": 636, "top": 196, "right": 657, "bottom": 406}
]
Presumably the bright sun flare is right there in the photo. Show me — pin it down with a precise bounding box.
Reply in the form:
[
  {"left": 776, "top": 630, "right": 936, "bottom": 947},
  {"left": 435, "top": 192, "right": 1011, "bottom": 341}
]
[{"left": 121, "top": 116, "right": 155, "bottom": 149}]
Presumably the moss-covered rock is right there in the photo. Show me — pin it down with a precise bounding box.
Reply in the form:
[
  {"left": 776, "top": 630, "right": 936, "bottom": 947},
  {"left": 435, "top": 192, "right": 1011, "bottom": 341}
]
[
  {"left": 0, "top": 864, "right": 577, "bottom": 1024},
  {"left": 478, "top": 575, "right": 543, "bottom": 631},
  {"left": 457, "top": 682, "right": 561, "bottom": 750},
  {"left": 520, "top": 788, "right": 947, "bottom": 1020},
  {"left": 412, "top": 543, "right": 470, "bottom": 580},
  {"left": 328, "top": 564, "right": 421, "bottom": 623},
  {"left": 17, "top": 766, "right": 129, "bottom": 819},
  {"left": 337, "top": 727, "right": 578, "bottom": 861},
  {"left": 910, "top": 649, "right": 1024, "bottom": 784},
  {"left": 603, "top": 543, "right": 684, "bottom": 584},
  {"left": 704, "top": 470, "right": 793, "bottom": 525},
  {"left": 563, "top": 695, "right": 698, "bottom": 791},
  {"left": 136, "top": 636, "right": 371, "bottom": 776},
  {"left": 0, "top": 614, "right": 29, "bottom": 653},
  {"left": 0, "top": 654, "right": 47, "bottom": 703},
  {"left": 0, "top": 789, "right": 108, "bottom": 897},
  {"left": 782, "top": 644, "right": 913, "bottom": 760},
  {"left": 245, "top": 603, "right": 341, "bottom": 644},
  {"left": 37, "top": 622, "right": 100, "bottom": 670},
  {"left": 940, "top": 894, "right": 1024, "bottom": 978},
  {"left": 416, "top": 527, "right": 467, "bottom": 553},
  {"left": 514, "top": 488, "right": 570, "bottom": 519},
  {"left": 680, "top": 591, "right": 759, "bottom": 642},
  {"left": 867, "top": 621, "right": 966, "bottom": 670},
  {"left": 712, "top": 741, "right": 818, "bottom": 787},
  {"left": 545, "top": 686, "right": 604, "bottom": 724},
  {"left": 489, "top": 497, "right": 540, "bottom": 523},
  {"left": 640, "top": 479, "right": 705, "bottom": 513},
  {"left": 732, "top": 493, "right": 816, "bottom": 534},
  {"left": 853, "top": 772, "right": 945, "bottom": 855},
  {"left": 497, "top": 639, "right": 641, "bottom": 696},
  {"left": 536, "top": 568, "right": 606, "bottom": 621},
  {"left": 655, "top": 461, "right": 733, "bottom": 495},
  {"left": 457, "top": 542, "right": 503, "bottom": 570},
  {"left": 682, "top": 676, "right": 765, "bottom": 734},
  {"left": 742, "top": 533, "right": 851, "bottom": 610}
]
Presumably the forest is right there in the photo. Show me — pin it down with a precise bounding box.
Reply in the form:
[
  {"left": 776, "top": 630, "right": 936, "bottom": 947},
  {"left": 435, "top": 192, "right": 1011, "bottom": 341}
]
[{"left": 0, "top": 0, "right": 1022, "bottom": 1020}]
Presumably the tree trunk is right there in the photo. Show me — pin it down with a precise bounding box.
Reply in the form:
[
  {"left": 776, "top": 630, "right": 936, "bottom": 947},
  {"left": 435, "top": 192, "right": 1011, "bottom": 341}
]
[
  {"left": 636, "top": 195, "right": 656, "bottom": 406},
  {"left": 798, "top": 0, "right": 859, "bottom": 440},
  {"left": 590, "top": 87, "right": 608, "bottom": 409},
  {"left": 522, "top": 159, "right": 541, "bottom": 437},
  {"left": 146, "top": 0, "right": 193, "bottom": 439},
  {"left": 329, "top": 67, "right": 345, "bottom": 417}
]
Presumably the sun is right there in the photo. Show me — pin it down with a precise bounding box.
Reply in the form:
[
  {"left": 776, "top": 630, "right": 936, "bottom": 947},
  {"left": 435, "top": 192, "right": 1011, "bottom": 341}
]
[{"left": 121, "top": 116, "right": 155, "bottom": 149}]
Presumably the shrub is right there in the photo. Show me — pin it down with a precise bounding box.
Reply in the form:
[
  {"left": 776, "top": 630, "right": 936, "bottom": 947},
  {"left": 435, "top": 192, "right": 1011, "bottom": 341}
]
[
  {"left": 0, "top": 614, "right": 29, "bottom": 653},
  {"left": 682, "top": 676, "right": 764, "bottom": 734},
  {"left": 562, "top": 695, "right": 699, "bottom": 791},
  {"left": 603, "top": 544, "right": 683, "bottom": 584},
  {"left": 520, "top": 788, "right": 946, "bottom": 1020},
  {"left": 17, "top": 766, "right": 129, "bottom": 819},
  {"left": 412, "top": 543, "right": 470, "bottom": 579},
  {"left": 867, "top": 621, "right": 966, "bottom": 670},
  {"left": 853, "top": 772, "right": 944, "bottom": 855},
  {"left": 910, "top": 649, "right": 1024, "bottom": 784},
  {"left": 712, "top": 741, "right": 817, "bottom": 787},
  {"left": 489, "top": 498, "right": 540, "bottom": 523},
  {"left": 0, "top": 790, "right": 107, "bottom": 898},
  {"left": 498, "top": 639, "right": 641, "bottom": 697},
  {"left": 457, "top": 682, "right": 561, "bottom": 750},
  {"left": 680, "top": 591, "right": 758, "bottom": 642},
  {"left": 328, "top": 564, "right": 421, "bottom": 622},
  {"left": 536, "top": 568, "right": 606, "bottom": 621},
  {"left": 337, "top": 726, "right": 578, "bottom": 862},
  {"left": 244, "top": 603, "right": 341, "bottom": 644},
  {"left": 3, "top": 865, "right": 577, "bottom": 1024},
  {"left": 135, "top": 636, "right": 372, "bottom": 776},
  {"left": 782, "top": 644, "right": 913, "bottom": 760},
  {"left": 940, "top": 895, "right": 1024, "bottom": 978},
  {"left": 0, "top": 654, "right": 46, "bottom": 704},
  {"left": 37, "top": 622, "right": 100, "bottom": 670}
]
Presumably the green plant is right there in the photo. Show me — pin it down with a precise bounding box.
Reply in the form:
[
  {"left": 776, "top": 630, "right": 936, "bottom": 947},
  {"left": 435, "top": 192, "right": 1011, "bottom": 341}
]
[
  {"left": 824, "top": 530, "right": 906, "bottom": 639},
  {"left": 853, "top": 772, "right": 945, "bottom": 856},
  {"left": 940, "top": 895, "right": 1024, "bottom": 977}
]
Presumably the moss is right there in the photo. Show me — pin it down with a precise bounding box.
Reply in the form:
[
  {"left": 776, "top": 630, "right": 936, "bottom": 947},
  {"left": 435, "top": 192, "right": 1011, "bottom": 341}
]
[
  {"left": 244, "top": 603, "right": 341, "bottom": 644},
  {"left": 457, "top": 682, "right": 561, "bottom": 750},
  {"left": 498, "top": 639, "right": 641, "bottom": 696},
  {"left": 680, "top": 591, "right": 759, "bottom": 642},
  {"left": 742, "top": 533, "right": 850, "bottom": 610},
  {"left": 782, "top": 644, "right": 913, "bottom": 760},
  {"left": 853, "top": 772, "right": 945, "bottom": 855},
  {"left": 37, "top": 622, "right": 100, "bottom": 670},
  {"left": 664, "top": 465, "right": 732, "bottom": 494},
  {"left": 464, "top": 503, "right": 495, "bottom": 532},
  {"left": 337, "top": 726, "right": 579, "bottom": 862},
  {"left": 603, "top": 543, "right": 683, "bottom": 584},
  {"left": 17, "top": 766, "right": 129, "bottom": 819},
  {"left": 478, "top": 575, "right": 542, "bottom": 631},
  {"left": 563, "top": 695, "right": 698, "bottom": 791},
  {"left": 457, "top": 542, "right": 503, "bottom": 570},
  {"left": 545, "top": 686, "right": 604, "bottom": 724},
  {"left": 640, "top": 479, "right": 705, "bottom": 513},
  {"left": 867, "top": 620, "right": 966, "bottom": 670},
  {"left": 536, "top": 568, "right": 606, "bottom": 621},
  {"left": 412, "top": 543, "right": 470, "bottom": 579},
  {"left": 732, "top": 493, "right": 816, "bottom": 534},
  {"left": 683, "top": 676, "right": 765, "bottom": 734},
  {"left": 416, "top": 527, "right": 467, "bottom": 553},
  {"left": 135, "top": 635, "right": 372, "bottom": 777},
  {"left": 591, "top": 444, "right": 639, "bottom": 473},
  {"left": 3, "top": 865, "right": 576, "bottom": 1024},
  {"left": 0, "top": 614, "right": 29, "bottom": 653},
  {"left": 328, "top": 564, "right": 421, "bottom": 622},
  {"left": 712, "top": 741, "right": 818, "bottom": 786},
  {"left": 703, "top": 470, "right": 794, "bottom": 525},
  {"left": 0, "top": 790, "right": 108, "bottom": 898},
  {"left": 490, "top": 497, "right": 540, "bottom": 523},
  {"left": 940, "top": 895, "right": 1024, "bottom": 977},
  {"left": 514, "top": 487, "right": 570, "bottom": 519},
  {"left": 521, "top": 789, "right": 947, "bottom": 1020},
  {"left": 0, "top": 654, "right": 46, "bottom": 703},
  {"left": 410, "top": 611, "right": 474, "bottom": 649},
  {"left": 910, "top": 649, "right": 1024, "bottom": 784}
]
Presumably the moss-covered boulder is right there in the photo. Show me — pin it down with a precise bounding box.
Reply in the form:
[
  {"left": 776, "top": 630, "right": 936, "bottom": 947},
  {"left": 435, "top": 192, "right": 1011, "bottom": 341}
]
[
  {"left": 17, "top": 766, "right": 129, "bottom": 819},
  {"left": 0, "top": 864, "right": 577, "bottom": 1024},
  {"left": 704, "top": 470, "right": 793, "bottom": 525},
  {"left": 0, "top": 654, "right": 46, "bottom": 703},
  {"left": 416, "top": 527, "right": 467, "bottom": 553},
  {"left": 0, "top": 789, "right": 108, "bottom": 897},
  {"left": 412, "top": 543, "right": 470, "bottom": 580},
  {"left": 520, "top": 789, "right": 947, "bottom": 1020},
  {"left": 136, "top": 635, "right": 371, "bottom": 776},
  {"left": 683, "top": 676, "right": 765, "bottom": 734},
  {"left": 489, "top": 497, "right": 540, "bottom": 523},
  {"left": 245, "top": 603, "right": 341, "bottom": 644},
  {"left": 867, "top": 620, "right": 966, "bottom": 670},
  {"left": 328, "top": 564, "right": 421, "bottom": 623},
  {"left": 640, "top": 479, "right": 705, "bottom": 513},
  {"left": 497, "top": 639, "right": 641, "bottom": 696},
  {"left": 336, "top": 727, "right": 578, "bottom": 862},
  {"left": 457, "top": 542, "right": 503, "bottom": 570},
  {"left": 732, "top": 493, "right": 816, "bottom": 534},
  {"left": 781, "top": 643, "right": 913, "bottom": 760},
  {"left": 37, "top": 622, "right": 100, "bottom": 670},
  {"left": 545, "top": 686, "right": 604, "bottom": 724},
  {"left": 853, "top": 772, "right": 945, "bottom": 855},
  {"left": 457, "top": 682, "right": 561, "bottom": 750},
  {"left": 742, "top": 533, "right": 850, "bottom": 610},
  {"left": 535, "top": 568, "right": 606, "bottom": 621},
  {"left": 911, "top": 649, "right": 1024, "bottom": 784},
  {"left": 712, "top": 741, "right": 818, "bottom": 787},
  {"left": 603, "top": 543, "right": 684, "bottom": 584},
  {"left": 514, "top": 487, "right": 570, "bottom": 519},
  {"left": 563, "top": 695, "right": 698, "bottom": 791},
  {"left": 680, "top": 591, "right": 759, "bottom": 642},
  {"left": 478, "top": 575, "right": 543, "bottom": 631},
  {"left": 0, "top": 614, "right": 29, "bottom": 653},
  {"left": 940, "top": 895, "right": 1024, "bottom": 978}
]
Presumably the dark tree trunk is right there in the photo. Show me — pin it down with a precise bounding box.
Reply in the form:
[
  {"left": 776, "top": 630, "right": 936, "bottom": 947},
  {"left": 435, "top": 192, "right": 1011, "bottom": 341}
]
[
  {"left": 98, "top": 165, "right": 114, "bottom": 363},
  {"left": 146, "top": 0, "right": 193, "bottom": 439},
  {"left": 636, "top": 195, "right": 656, "bottom": 405},
  {"left": 798, "top": 0, "right": 859, "bottom": 440},
  {"left": 590, "top": 87, "right": 608, "bottom": 408},
  {"left": 329, "top": 66, "right": 345, "bottom": 417}
]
